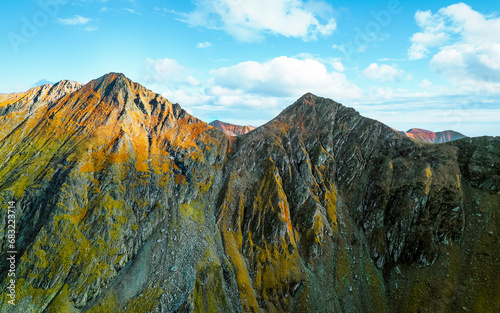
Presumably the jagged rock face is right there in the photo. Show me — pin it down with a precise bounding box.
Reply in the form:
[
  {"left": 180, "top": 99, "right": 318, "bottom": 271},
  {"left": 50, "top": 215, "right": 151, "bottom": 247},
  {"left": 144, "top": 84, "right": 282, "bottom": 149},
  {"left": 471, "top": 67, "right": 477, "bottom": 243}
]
[
  {"left": 209, "top": 120, "right": 256, "bottom": 136},
  {"left": 0, "top": 75, "right": 498, "bottom": 313},
  {"left": 400, "top": 128, "right": 466, "bottom": 143}
]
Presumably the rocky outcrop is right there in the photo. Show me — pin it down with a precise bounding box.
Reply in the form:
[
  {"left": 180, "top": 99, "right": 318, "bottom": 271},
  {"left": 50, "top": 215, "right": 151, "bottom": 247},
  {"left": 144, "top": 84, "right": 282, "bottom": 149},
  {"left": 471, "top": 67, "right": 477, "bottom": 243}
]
[
  {"left": 400, "top": 128, "right": 466, "bottom": 143},
  {"left": 0, "top": 74, "right": 498, "bottom": 312},
  {"left": 209, "top": 120, "right": 256, "bottom": 136}
]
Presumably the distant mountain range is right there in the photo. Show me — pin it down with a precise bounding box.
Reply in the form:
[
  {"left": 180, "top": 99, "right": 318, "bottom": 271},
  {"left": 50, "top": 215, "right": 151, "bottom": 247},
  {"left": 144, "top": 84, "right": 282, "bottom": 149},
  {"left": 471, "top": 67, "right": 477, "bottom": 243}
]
[
  {"left": 209, "top": 120, "right": 256, "bottom": 136},
  {"left": 211, "top": 120, "right": 467, "bottom": 143},
  {"left": 0, "top": 73, "right": 497, "bottom": 313},
  {"left": 399, "top": 128, "right": 466, "bottom": 143}
]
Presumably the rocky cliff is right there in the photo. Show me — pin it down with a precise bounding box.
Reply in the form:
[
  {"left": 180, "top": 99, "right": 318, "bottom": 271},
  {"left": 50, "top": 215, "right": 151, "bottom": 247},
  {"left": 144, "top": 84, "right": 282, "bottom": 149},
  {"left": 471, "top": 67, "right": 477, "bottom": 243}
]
[
  {"left": 0, "top": 73, "right": 498, "bottom": 312},
  {"left": 209, "top": 120, "right": 256, "bottom": 136}
]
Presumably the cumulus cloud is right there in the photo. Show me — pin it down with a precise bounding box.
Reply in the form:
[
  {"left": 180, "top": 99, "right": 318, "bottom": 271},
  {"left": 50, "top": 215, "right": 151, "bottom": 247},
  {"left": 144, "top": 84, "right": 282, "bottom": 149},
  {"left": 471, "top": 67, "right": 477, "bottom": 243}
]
[
  {"left": 57, "top": 15, "right": 90, "bottom": 25},
  {"left": 408, "top": 43, "right": 429, "bottom": 60},
  {"left": 409, "top": 2, "right": 500, "bottom": 53},
  {"left": 430, "top": 43, "right": 500, "bottom": 89},
  {"left": 331, "top": 61, "right": 345, "bottom": 72},
  {"left": 293, "top": 53, "right": 345, "bottom": 72},
  {"left": 411, "top": 31, "right": 449, "bottom": 47},
  {"left": 145, "top": 58, "right": 186, "bottom": 79},
  {"left": 179, "top": 0, "right": 337, "bottom": 41},
  {"left": 407, "top": 9, "right": 450, "bottom": 60},
  {"left": 144, "top": 58, "right": 201, "bottom": 92},
  {"left": 363, "top": 63, "right": 411, "bottom": 82},
  {"left": 408, "top": 3, "right": 500, "bottom": 93},
  {"left": 211, "top": 56, "right": 362, "bottom": 98}
]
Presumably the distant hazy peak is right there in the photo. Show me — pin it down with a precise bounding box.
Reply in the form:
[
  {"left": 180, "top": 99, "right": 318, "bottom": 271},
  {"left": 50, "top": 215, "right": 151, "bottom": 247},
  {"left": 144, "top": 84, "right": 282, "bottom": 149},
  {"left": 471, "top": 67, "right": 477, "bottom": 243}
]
[
  {"left": 400, "top": 128, "right": 467, "bottom": 143},
  {"left": 209, "top": 119, "right": 256, "bottom": 136}
]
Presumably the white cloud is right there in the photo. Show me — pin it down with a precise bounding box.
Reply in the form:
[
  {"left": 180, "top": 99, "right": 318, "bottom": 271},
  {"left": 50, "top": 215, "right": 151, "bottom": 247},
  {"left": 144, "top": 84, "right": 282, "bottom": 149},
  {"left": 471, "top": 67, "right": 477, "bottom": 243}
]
[
  {"left": 406, "top": 8, "right": 451, "bottom": 60},
  {"left": 144, "top": 58, "right": 191, "bottom": 84},
  {"left": 84, "top": 26, "right": 98, "bottom": 32},
  {"left": 408, "top": 3, "right": 500, "bottom": 93},
  {"left": 293, "top": 53, "right": 345, "bottom": 72},
  {"left": 363, "top": 63, "right": 411, "bottom": 82},
  {"left": 210, "top": 56, "right": 362, "bottom": 99},
  {"left": 124, "top": 8, "right": 140, "bottom": 15},
  {"left": 180, "top": 0, "right": 337, "bottom": 41},
  {"left": 57, "top": 15, "right": 90, "bottom": 25},
  {"left": 408, "top": 43, "right": 429, "bottom": 60},
  {"left": 331, "top": 61, "right": 345, "bottom": 72},
  {"left": 409, "top": 3, "right": 500, "bottom": 49},
  {"left": 411, "top": 31, "right": 449, "bottom": 47},
  {"left": 430, "top": 43, "right": 500, "bottom": 87},
  {"left": 196, "top": 41, "right": 212, "bottom": 48}
]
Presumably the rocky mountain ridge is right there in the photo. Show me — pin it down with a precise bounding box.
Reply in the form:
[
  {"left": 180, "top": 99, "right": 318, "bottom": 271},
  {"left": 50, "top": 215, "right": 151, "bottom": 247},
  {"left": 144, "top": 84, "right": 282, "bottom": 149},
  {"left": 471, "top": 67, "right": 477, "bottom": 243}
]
[
  {"left": 0, "top": 80, "right": 82, "bottom": 141},
  {"left": 0, "top": 73, "right": 498, "bottom": 313}
]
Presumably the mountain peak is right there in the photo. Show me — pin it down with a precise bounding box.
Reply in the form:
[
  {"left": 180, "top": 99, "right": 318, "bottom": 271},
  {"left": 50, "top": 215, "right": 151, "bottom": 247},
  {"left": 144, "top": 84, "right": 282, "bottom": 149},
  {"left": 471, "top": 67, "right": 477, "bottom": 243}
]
[
  {"left": 73, "top": 72, "right": 156, "bottom": 115},
  {"left": 38, "top": 72, "right": 211, "bottom": 144},
  {"left": 89, "top": 72, "right": 130, "bottom": 93},
  {"left": 273, "top": 93, "right": 347, "bottom": 129},
  {"left": 298, "top": 92, "right": 317, "bottom": 104},
  {"left": 43, "top": 79, "right": 82, "bottom": 100},
  {"left": 53, "top": 79, "right": 82, "bottom": 89},
  {"left": 100, "top": 72, "right": 127, "bottom": 80}
]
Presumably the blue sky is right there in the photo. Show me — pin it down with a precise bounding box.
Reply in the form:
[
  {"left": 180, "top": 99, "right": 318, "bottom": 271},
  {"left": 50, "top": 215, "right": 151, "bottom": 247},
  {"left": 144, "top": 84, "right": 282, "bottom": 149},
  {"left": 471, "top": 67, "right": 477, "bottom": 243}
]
[{"left": 1, "top": 0, "right": 499, "bottom": 136}]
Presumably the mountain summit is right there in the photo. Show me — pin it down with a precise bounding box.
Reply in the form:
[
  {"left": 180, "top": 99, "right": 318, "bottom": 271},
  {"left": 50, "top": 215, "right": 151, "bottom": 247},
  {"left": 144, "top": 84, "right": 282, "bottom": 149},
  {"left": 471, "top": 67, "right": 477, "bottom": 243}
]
[{"left": 0, "top": 74, "right": 498, "bottom": 313}]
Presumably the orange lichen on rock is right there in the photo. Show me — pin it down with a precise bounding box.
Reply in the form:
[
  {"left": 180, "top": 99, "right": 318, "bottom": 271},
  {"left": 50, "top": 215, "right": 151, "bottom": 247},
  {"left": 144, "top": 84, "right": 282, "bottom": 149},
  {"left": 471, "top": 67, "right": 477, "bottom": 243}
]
[
  {"left": 222, "top": 230, "right": 260, "bottom": 312},
  {"left": 325, "top": 183, "right": 338, "bottom": 235}
]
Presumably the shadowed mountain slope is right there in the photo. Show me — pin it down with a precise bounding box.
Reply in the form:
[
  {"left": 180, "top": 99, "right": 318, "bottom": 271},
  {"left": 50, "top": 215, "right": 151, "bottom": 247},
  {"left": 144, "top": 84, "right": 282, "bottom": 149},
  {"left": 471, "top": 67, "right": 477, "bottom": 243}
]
[{"left": 0, "top": 75, "right": 498, "bottom": 313}]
